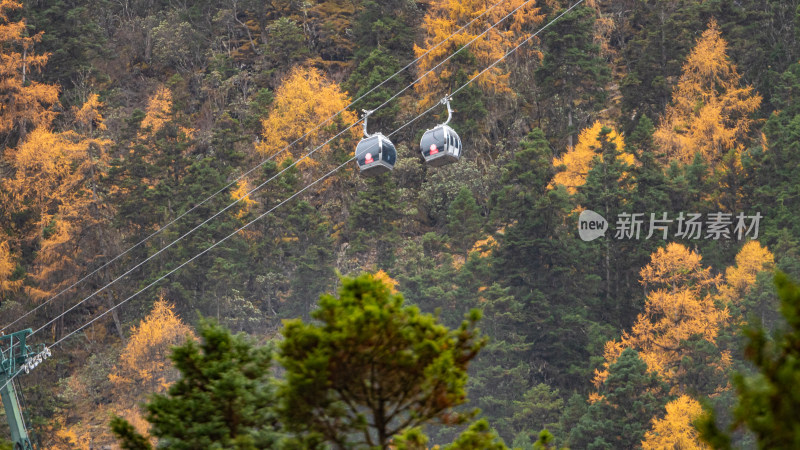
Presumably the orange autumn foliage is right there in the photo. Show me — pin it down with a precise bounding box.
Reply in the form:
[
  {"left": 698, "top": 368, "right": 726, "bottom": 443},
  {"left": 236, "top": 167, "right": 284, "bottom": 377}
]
[
  {"left": 654, "top": 19, "right": 761, "bottom": 166},
  {"left": 6, "top": 93, "right": 112, "bottom": 220},
  {"left": 470, "top": 234, "right": 498, "bottom": 258},
  {"left": 0, "top": 0, "right": 60, "bottom": 138},
  {"left": 551, "top": 121, "right": 632, "bottom": 194},
  {"left": 414, "top": 0, "right": 544, "bottom": 105},
  {"left": 373, "top": 270, "right": 399, "bottom": 294},
  {"left": 594, "top": 244, "right": 727, "bottom": 387},
  {"left": 257, "top": 67, "right": 358, "bottom": 171},
  {"left": 139, "top": 86, "right": 173, "bottom": 138},
  {"left": 74, "top": 93, "right": 107, "bottom": 133},
  {"left": 642, "top": 395, "right": 709, "bottom": 450},
  {"left": 109, "top": 298, "right": 195, "bottom": 399},
  {"left": 719, "top": 241, "right": 774, "bottom": 306},
  {"left": 4, "top": 97, "right": 113, "bottom": 300},
  {"left": 6, "top": 128, "right": 90, "bottom": 218},
  {"left": 639, "top": 243, "right": 717, "bottom": 292},
  {"left": 231, "top": 179, "right": 258, "bottom": 219}
]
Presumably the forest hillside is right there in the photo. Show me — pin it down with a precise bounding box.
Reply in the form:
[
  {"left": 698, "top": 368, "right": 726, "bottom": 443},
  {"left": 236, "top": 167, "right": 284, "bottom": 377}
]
[{"left": 1, "top": 0, "right": 800, "bottom": 448}]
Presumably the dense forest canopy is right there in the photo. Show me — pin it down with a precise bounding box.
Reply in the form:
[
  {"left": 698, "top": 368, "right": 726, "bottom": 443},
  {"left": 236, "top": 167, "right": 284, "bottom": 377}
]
[{"left": 1, "top": 0, "right": 800, "bottom": 448}]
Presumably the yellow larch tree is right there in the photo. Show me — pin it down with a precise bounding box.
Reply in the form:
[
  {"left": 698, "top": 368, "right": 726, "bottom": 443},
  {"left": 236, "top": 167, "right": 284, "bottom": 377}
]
[
  {"left": 138, "top": 86, "right": 173, "bottom": 139},
  {"left": 110, "top": 297, "right": 195, "bottom": 400},
  {"left": 639, "top": 243, "right": 718, "bottom": 292},
  {"left": 470, "top": 234, "right": 499, "bottom": 258},
  {"left": 72, "top": 93, "right": 113, "bottom": 200},
  {"left": 6, "top": 93, "right": 112, "bottom": 225},
  {"left": 0, "top": 0, "right": 59, "bottom": 142},
  {"left": 373, "top": 269, "right": 399, "bottom": 294},
  {"left": 654, "top": 19, "right": 761, "bottom": 166},
  {"left": 74, "top": 93, "right": 105, "bottom": 130},
  {"left": 130, "top": 85, "right": 195, "bottom": 193},
  {"left": 105, "top": 298, "right": 194, "bottom": 444},
  {"left": 719, "top": 241, "right": 774, "bottom": 306},
  {"left": 257, "top": 66, "right": 358, "bottom": 172},
  {"left": 4, "top": 95, "right": 114, "bottom": 343},
  {"left": 594, "top": 243, "right": 728, "bottom": 387},
  {"left": 231, "top": 179, "right": 258, "bottom": 219},
  {"left": 6, "top": 112, "right": 112, "bottom": 304},
  {"left": 551, "top": 121, "right": 631, "bottom": 194},
  {"left": 5, "top": 128, "right": 88, "bottom": 226},
  {"left": 642, "top": 395, "right": 709, "bottom": 450},
  {"left": 414, "top": 0, "right": 544, "bottom": 105}
]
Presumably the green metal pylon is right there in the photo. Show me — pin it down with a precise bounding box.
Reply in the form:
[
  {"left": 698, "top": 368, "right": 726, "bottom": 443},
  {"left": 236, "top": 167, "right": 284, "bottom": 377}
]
[{"left": 1, "top": 329, "right": 35, "bottom": 450}]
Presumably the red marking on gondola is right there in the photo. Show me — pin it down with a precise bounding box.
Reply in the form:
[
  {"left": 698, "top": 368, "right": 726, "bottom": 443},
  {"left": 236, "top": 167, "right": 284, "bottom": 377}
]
[{"left": 429, "top": 144, "right": 438, "bottom": 155}]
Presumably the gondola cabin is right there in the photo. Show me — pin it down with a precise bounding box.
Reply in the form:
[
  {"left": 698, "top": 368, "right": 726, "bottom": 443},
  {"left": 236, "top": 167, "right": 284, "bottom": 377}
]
[
  {"left": 356, "top": 132, "right": 396, "bottom": 176},
  {"left": 420, "top": 124, "right": 461, "bottom": 167}
]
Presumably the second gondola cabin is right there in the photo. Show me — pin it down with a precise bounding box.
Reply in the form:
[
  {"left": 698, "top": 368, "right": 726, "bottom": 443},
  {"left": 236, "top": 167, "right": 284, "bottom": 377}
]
[
  {"left": 356, "top": 132, "right": 396, "bottom": 175},
  {"left": 420, "top": 124, "right": 461, "bottom": 167},
  {"left": 420, "top": 96, "right": 461, "bottom": 167}
]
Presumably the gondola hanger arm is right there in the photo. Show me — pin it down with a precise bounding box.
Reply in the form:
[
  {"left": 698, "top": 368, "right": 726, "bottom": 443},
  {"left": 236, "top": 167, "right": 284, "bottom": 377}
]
[
  {"left": 362, "top": 109, "right": 374, "bottom": 137},
  {"left": 440, "top": 96, "right": 453, "bottom": 126}
]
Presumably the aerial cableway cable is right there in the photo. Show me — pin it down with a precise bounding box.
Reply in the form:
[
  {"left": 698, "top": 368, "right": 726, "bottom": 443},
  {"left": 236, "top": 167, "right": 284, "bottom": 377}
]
[
  {"left": 0, "top": 0, "right": 517, "bottom": 334},
  {"left": 0, "top": 0, "right": 586, "bottom": 393},
  {"left": 5, "top": 0, "right": 540, "bottom": 342}
]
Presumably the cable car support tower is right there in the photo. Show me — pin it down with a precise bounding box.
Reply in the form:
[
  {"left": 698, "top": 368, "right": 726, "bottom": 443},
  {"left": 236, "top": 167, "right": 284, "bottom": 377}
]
[{"left": 1, "top": 329, "right": 49, "bottom": 450}]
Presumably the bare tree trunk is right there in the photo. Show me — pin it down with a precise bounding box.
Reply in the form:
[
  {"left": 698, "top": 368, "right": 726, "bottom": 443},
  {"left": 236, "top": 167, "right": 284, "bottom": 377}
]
[{"left": 22, "top": 47, "right": 27, "bottom": 84}]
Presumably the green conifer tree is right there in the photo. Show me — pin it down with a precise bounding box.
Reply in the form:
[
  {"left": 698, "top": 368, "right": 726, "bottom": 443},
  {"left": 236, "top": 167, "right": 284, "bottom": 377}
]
[
  {"left": 569, "top": 348, "right": 669, "bottom": 449},
  {"left": 447, "top": 187, "right": 483, "bottom": 257},
  {"left": 697, "top": 273, "right": 800, "bottom": 449},
  {"left": 278, "top": 273, "right": 486, "bottom": 448},
  {"left": 110, "top": 320, "right": 281, "bottom": 449}
]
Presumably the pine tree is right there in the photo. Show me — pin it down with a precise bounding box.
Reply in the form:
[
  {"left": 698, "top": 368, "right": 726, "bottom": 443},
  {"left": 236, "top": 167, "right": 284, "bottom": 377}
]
[
  {"left": 490, "top": 129, "right": 600, "bottom": 388},
  {"left": 281, "top": 200, "right": 336, "bottom": 319},
  {"left": 616, "top": 0, "right": 703, "bottom": 121},
  {"left": 576, "top": 124, "right": 643, "bottom": 326},
  {"left": 447, "top": 187, "right": 483, "bottom": 257},
  {"left": 346, "top": 174, "right": 402, "bottom": 268},
  {"left": 628, "top": 115, "right": 673, "bottom": 218},
  {"left": 111, "top": 320, "right": 282, "bottom": 449},
  {"left": 534, "top": 5, "right": 609, "bottom": 148},
  {"left": 569, "top": 348, "right": 669, "bottom": 449},
  {"left": 442, "top": 419, "right": 509, "bottom": 450},
  {"left": 347, "top": 0, "right": 416, "bottom": 130},
  {"left": 345, "top": 47, "right": 404, "bottom": 130},
  {"left": 468, "top": 283, "right": 538, "bottom": 442},
  {"left": 697, "top": 273, "right": 800, "bottom": 449},
  {"left": 749, "top": 62, "right": 800, "bottom": 250},
  {"left": 278, "top": 273, "right": 486, "bottom": 448}
]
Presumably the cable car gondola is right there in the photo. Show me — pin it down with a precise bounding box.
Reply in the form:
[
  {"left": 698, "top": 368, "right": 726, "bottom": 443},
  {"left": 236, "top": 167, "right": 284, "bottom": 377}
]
[
  {"left": 355, "top": 109, "right": 396, "bottom": 176},
  {"left": 420, "top": 97, "right": 461, "bottom": 167}
]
